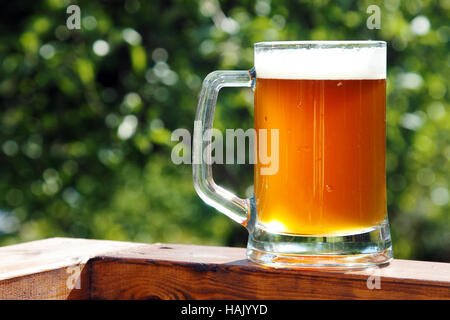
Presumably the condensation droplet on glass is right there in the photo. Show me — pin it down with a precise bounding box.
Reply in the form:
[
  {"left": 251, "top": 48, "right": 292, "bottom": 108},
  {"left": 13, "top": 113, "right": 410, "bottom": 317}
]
[
  {"left": 325, "top": 184, "right": 333, "bottom": 192},
  {"left": 337, "top": 82, "right": 343, "bottom": 87},
  {"left": 264, "top": 115, "right": 268, "bottom": 122}
]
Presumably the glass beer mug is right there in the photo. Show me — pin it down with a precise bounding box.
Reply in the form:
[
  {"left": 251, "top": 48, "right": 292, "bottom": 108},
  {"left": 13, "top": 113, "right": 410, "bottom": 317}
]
[{"left": 193, "top": 41, "right": 393, "bottom": 268}]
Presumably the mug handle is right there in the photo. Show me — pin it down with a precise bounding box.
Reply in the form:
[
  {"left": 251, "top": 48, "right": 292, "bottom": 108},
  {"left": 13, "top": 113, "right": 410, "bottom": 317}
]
[{"left": 193, "top": 70, "right": 254, "bottom": 227}]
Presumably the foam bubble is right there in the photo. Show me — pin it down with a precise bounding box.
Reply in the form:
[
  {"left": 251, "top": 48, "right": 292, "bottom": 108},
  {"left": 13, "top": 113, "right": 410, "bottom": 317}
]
[{"left": 255, "top": 43, "right": 386, "bottom": 80}]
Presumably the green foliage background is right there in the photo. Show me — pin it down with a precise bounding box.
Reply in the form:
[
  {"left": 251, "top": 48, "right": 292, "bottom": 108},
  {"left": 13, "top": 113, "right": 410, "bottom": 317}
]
[{"left": 0, "top": 0, "right": 448, "bottom": 262}]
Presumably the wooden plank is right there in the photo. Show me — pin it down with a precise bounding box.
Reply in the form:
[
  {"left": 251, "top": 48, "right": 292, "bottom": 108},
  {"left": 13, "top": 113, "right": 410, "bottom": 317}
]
[
  {"left": 1, "top": 238, "right": 449, "bottom": 299},
  {"left": 90, "top": 243, "right": 450, "bottom": 300},
  {"left": 0, "top": 263, "right": 90, "bottom": 300},
  {"left": 0, "top": 237, "right": 144, "bottom": 299}
]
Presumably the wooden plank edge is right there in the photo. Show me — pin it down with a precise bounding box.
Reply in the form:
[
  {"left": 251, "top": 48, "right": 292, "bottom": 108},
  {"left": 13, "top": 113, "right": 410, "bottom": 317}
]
[
  {"left": 0, "top": 237, "right": 146, "bottom": 281},
  {"left": 89, "top": 255, "right": 450, "bottom": 300}
]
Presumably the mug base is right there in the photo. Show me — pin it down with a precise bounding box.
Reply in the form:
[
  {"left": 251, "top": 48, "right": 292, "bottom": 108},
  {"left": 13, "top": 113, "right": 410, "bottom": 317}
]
[{"left": 246, "top": 219, "right": 393, "bottom": 269}]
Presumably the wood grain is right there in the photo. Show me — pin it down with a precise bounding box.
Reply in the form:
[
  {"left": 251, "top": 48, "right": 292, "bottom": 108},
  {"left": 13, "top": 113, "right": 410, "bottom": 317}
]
[
  {"left": 0, "top": 263, "right": 90, "bottom": 300},
  {"left": 0, "top": 238, "right": 449, "bottom": 299},
  {"left": 90, "top": 243, "right": 450, "bottom": 300},
  {"left": 0, "top": 237, "right": 144, "bottom": 299}
]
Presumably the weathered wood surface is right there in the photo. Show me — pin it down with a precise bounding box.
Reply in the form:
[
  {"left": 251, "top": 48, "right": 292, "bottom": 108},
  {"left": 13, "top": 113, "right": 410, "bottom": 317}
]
[
  {"left": 0, "top": 238, "right": 144, "bottom": 299},
  {"left": 0, "top": 238, "right": 449, "bottom": 300},
  {"left": 90, "top": 243, "right": 450, "bottom": 300}
]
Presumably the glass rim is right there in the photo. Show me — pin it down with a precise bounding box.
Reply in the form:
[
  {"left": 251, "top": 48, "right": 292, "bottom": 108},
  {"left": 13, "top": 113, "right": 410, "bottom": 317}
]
[{"left": 254, "top": 40, "right": 386, "bottom": 49}]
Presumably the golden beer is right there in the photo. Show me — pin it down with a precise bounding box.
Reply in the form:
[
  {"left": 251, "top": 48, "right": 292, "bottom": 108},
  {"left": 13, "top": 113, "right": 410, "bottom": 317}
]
[
  {"left": 194, "top": 41, "right": 392, "bottom": 267},
  {"left": 255, "top": 78, "right": 386, "bottom": 235}
]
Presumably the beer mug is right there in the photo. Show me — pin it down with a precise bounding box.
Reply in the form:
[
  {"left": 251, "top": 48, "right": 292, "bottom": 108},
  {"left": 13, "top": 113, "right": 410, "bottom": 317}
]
[{"left": 193, "top": 41, "right": 392, "bottom": 268}]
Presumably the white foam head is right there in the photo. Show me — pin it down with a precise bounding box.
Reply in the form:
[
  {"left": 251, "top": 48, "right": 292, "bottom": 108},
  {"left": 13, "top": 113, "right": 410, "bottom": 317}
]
[{"left": 254, "top": 41, "right": 386, "bottom": 80}]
